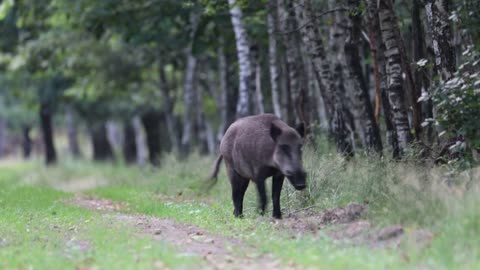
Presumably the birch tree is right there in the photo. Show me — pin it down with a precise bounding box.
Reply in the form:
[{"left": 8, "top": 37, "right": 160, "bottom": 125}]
[
  {"left": 294, "top": 0, "right": 353, "bottom": 156},
  {"left": 181, "top": 12, "right": 200, "bottom": 155},
  {"left": 345, "top": 0, "right": 383, "bottom": 155},
  {"left": 378, "top": 0, "right": 412, "bottom": 154},
  {"left": 425, "top": 0, "right": 456, "bottom": 81},
  {"left": 366, "top": 0, "right": 400, "bottom": 158},
  {"left": 280, "top": 0, "right": 309, "bottom": 130},
  {"left": 228, "top": 0, "right": 255, "bottom": 118},
  {"left": 267, "top": 0, "right": 282, "bottom": 118}
]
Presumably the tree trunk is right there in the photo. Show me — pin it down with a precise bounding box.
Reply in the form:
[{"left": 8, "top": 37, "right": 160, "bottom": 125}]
[
  {"left": 281, "top": 52, "right": 295, "bottom": 125},
  {"left": 345, "top": 0, "right": 383, "bottom": 155},
  {"left": 141, "top": 111, "right": 161, "bottom": 166},
  {"left": 333, "top": 63, "right": 355, "bottom": 157},
  {"left": 280, "top": 0, "right": 309, "bottom": 129},
  {"left": 40, "top": 103, "right": 57, "bottom": 165},
  {"left": 378, "top": 0, "right": 412, "bottom": 155},
  {"left": 181, "top": 12, "right": 199, "bottom": 156},
  {"left": 412, "top": 0, "right": 434, "bottom": 143},
  {"left": 425, "top": 0, "right": 456, "bottom": 81},
  {"left": 228, "top": 0, "right": 255, "bottom": 118},
  {"left": 181, "top": 53, "right": 197, "bottom": 156},
  {"left": 217, "top": 35, "right": 230, "bottom": 141},
  {"left": 267, "top": 0, "right": 283, "bottom": 118},
  {"left": 366, "top": 0, "right": 400, "bottom": 158},
  {"left": 122, "top": 119, "right": 137, "bottom": 164},
  {"left": 293, "top": 0, "right": 335, "bottom": 119},
  {"left": 65, "top": 105, "right": 81, "bottom": 158},
  {"left": 294, "top": 0, "right": 353, "bottom": 156},
  {"left": 132, "top": 116, "right": 148, "bottom": 166},
  {"left": 22, "top": 125, "right": 32, "bottom": 159},
  {"left": 253, "top": 46, "right": 265, "bottom": 115},
  {"left": 158, "top": 55, "right": 180, "bottom": 153},
  {"left": 90, "top": 122, "right": 114, "bottom": 161}
]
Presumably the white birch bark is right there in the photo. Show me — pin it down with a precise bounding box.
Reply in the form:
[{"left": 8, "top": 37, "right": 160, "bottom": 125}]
[
  {"left": 228, "top": 0, "right": 255, "bottom": 118},
  {"left": 267, "top": 0, "right": 283, "bottom": 118},
  {"left": 425, "top": 0, "right": 456, "bottom": 81},
  {"left": 378, "top": 0, "right": 412, "bottom": 153}
]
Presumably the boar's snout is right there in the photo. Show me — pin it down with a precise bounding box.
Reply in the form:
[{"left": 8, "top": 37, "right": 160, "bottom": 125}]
[{"left": 288, "top": 170, "right": 307, "bottom": 190}]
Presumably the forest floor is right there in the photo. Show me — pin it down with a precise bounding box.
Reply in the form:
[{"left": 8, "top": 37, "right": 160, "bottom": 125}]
[{"left": 0, "top": 153, "right": 479, "bottom": 269}]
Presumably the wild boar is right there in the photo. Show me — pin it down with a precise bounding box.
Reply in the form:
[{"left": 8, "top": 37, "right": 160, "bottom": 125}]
[{"left": 209, "top": 114, "right": 307, "bottom": 219}]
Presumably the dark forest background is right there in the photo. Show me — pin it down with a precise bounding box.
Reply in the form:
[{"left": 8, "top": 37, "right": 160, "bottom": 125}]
[{"left": 0, "top": 0, "right": 479, "bottom": 167}]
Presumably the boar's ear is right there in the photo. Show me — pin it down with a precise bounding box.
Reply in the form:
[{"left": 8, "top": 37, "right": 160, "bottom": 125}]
[
  {"left": 295, "top": 123, "right": 305, "bottom": 138},
  {"left": 270, "top": 122, "right": 282, "bottom": 142}
]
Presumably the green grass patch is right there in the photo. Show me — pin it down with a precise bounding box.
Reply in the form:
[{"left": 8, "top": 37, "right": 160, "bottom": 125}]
[{"left": 0, "top": 165, "right": 201, "bottom": 270}]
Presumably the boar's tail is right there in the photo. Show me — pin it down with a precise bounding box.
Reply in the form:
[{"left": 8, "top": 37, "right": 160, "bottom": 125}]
[{"left": 205, "top": 155, "right": 223, "bottom": 191}]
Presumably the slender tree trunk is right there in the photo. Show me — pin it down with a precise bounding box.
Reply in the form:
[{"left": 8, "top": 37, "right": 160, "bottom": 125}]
[
  {"left": 228, "top": 0, "right": 255, "bottom": 118},
  {"left": 122, "top": 119, "right": 137, "bottom": 164},
  {"left": 141, "top": 111, "right": 161, "bottom": 166},
  {"left": 65, "top": 105, "right": 81, "bottom": 158},
  {"left": 293, "top": 0, "right": 335, "bottom": 119},
  {"left": 425, "top": 0, "right": 456, "bottom": 81},
  {"left": 294, "top": 0, "right": 353, "bottom": 156},
  {"left": 252, "top": 45, "right": 265, "bottom": 114},
  {"left": 412, "top": 0, "right": 434, "bottom": 143},
  {"left": 181, "top": 12, "right": 199, "bottom": 155},
  {"left": 132, "top": 116, "right": 148, "bottom": 166},
  {"left": 267, "top": 0, "right": 283, "bottom": 118},
  {"left": 378, "top": 0, "right": 412, "bottom": 154},
  {"left": 217, "top": 35, "right": 230, "bottom": 141},
  {"left": 332, "top": 63, "right": 355, "bottom": 157},
  {"left": 345, "top": 0, "right": 383, "bottom": 155},
  {"left": 181, "top": 53, "right": 197, "bottom": 155},
  {"left": 157, "top": 53, "right": 180, "bottom": 153},
  {"left": 90, "top": 122, "right": 114, "bottom": 161},
  {"left": 281, "top": 52, "right": 295, "bottom": 125},
  {"left": 328, "top": 0, "right": 358, "bottom": 151},
  {"left": 366, "top": 0, "right": 400, "bottom": 158},
  {"left": 22, "top": 125, "right": 32, "bottom": 159},
  {"left": 280, "top": 0, "right": 309, "bottom": 129},
  {"left": 40, "top": 103, "right": 57, "bottom": 165}
]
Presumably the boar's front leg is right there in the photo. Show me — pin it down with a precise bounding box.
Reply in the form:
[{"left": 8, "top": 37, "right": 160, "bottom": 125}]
[
  {"left": 256, "top": 180, "right": 267, "bottom": 215},
  {"left": 227, "top": 167, "right": 250, "bottom": 218},
  {"left": 272, "top": 174, "right": 284, "bottom": 219}
]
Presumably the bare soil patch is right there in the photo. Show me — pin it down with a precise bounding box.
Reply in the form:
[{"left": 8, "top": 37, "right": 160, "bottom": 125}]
[{"left": 275, "top": 203, "right": 433, "bottom": 250}]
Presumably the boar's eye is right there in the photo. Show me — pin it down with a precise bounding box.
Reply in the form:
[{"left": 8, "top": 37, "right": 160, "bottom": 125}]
[{"left": 279, "top": 144, "right": 291, "bottom": 156}]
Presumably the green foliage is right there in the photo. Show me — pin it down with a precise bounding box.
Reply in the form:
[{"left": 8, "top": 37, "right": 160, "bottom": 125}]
[{"left": 431, "top": 48, "right": 480, "bottom": 154}]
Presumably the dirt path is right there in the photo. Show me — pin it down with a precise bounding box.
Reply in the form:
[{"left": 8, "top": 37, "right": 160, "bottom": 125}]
[
  {"left": 70, "top": 195, "right": 305, "bottom": 270},
  {"left": 69, "top": 195, "right": 433, "bottom": 269}
]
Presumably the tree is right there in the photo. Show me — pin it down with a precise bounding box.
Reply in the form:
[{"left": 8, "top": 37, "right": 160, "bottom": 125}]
[
  {"left": 294, "top": 0, "right": 354, "bottom": 156},
  {"left": 365, "top": 0, "right": 400, "bottom": 158},
  {"left": 378, "top": 0, "right": 412, "bottom": 155},
  {"left": 344, "top": 0, "right": 382, "bottom": 155},
  {"left": 425, "top": 0, "right": 456, "bottom": 81},
  {"left": 228, "top": 0, "right": 255, "bottom": 118},
  {"left": 267, "top": 0, "right": 282, "bottom": 118}
]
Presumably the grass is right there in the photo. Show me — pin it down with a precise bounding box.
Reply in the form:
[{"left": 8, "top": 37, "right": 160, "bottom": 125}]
[
  {"left": 0, "top": 141, "right": 479, "bottom": 269},
  {"left": 0, "top": 162, "right": 202, "bottom": 270}
]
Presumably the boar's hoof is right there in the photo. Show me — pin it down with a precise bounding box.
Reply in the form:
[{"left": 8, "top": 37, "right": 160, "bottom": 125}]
[{"left": 273, "top": 213, "right": 282, "bottom": 219}]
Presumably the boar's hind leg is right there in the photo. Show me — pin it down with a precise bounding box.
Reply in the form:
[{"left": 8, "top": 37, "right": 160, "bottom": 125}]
[
  {"left": 256, "top": 180, "right": 267, "bottom": 215},
  {"left": 272, "top": 174, "right": 285, "bottom": 219},
  {"left": 228, "top": 168, "right": 249, "bottom": 218}
]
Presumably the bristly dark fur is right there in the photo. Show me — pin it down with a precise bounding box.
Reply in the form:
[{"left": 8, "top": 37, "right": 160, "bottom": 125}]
[{"left": 210, "top": 113, "right": 307, "bottom": 218}]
